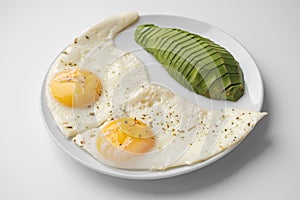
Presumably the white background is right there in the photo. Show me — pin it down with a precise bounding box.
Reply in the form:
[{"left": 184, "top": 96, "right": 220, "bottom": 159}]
[{"left": 1, "top": 0, "right": 299, "bottom": 199}]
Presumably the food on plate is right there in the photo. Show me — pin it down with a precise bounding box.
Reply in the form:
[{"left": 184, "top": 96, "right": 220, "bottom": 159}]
[
  {"left": 46, "top": 12, "right": 267, "bottom": 171},
  {"left": 74, "top": 84, "right": 266, "bottom": 170},
  {"left": 46, "top": 12, "right": 150, "bottom": 138},
  {"left": 134, "top": 24, "right": 245, "bottom": 101}
]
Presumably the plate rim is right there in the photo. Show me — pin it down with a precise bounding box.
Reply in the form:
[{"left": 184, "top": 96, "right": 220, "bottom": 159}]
[{"left": 40, "top": 13, "right": 264, "bottom": 180}]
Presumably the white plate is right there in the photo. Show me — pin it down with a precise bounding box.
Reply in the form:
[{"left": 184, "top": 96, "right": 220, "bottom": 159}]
[{"left": 41, "top": 14, "right": 264, "bottom": 180}]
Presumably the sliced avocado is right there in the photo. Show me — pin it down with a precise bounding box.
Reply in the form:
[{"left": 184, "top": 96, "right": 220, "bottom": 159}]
[{"left": 134, "top": 24, "right": 245, "bottom": 101}]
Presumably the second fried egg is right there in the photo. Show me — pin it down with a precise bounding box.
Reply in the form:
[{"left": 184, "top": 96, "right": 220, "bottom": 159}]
[{"left": 73, "top": 84, "right": 266, "bottom": 170}]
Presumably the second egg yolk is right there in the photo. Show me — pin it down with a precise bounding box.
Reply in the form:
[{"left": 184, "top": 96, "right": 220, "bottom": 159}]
[{"left": 97, "top": 118, "right": 155, "bottom": 155}]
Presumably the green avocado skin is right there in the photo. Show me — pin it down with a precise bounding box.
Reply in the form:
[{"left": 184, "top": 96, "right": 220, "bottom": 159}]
[{"left": 134, "top": 24, "right": 245, "bottom": 102}]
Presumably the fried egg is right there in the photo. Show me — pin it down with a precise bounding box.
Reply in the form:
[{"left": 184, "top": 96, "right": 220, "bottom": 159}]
[
  {"left": 73, "top": 84, "right": 266, "bottom": 170},
  {"left": 46, "top": 12, "right": 150, "bottom": 138}
]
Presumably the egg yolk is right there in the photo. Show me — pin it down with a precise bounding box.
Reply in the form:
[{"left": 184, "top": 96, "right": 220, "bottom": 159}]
[
  {"left": 97, "top": 118, "right": 155, "bottom": 155},
  {"left": 50, "top": 68, "right": 101, "bottom": 108}
]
